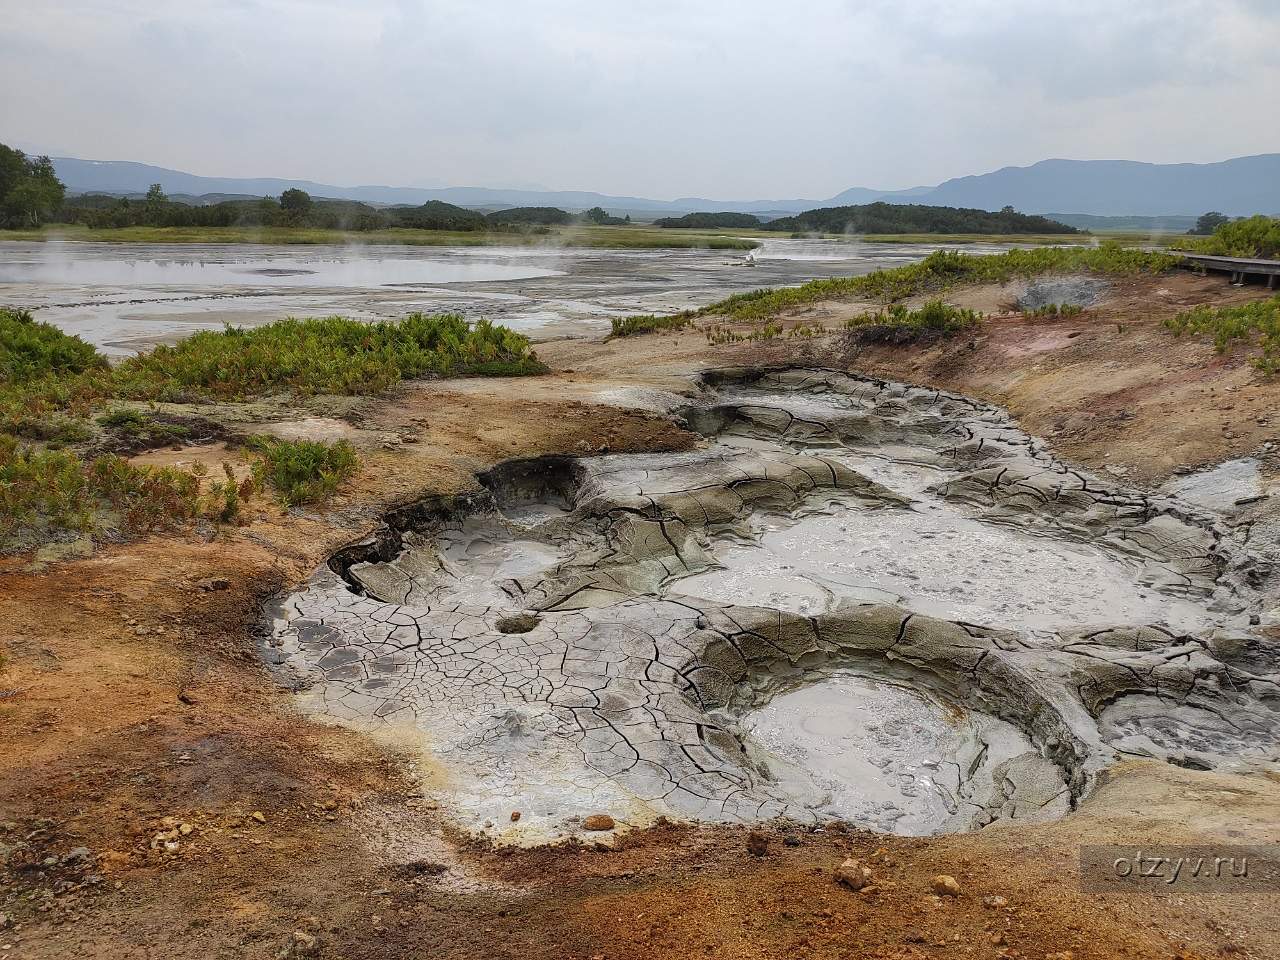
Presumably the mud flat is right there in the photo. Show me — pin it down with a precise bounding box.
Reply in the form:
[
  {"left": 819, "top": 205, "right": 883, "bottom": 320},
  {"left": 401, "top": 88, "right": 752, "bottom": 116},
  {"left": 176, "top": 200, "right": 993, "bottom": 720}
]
[
  {"left": 1, "top": 238, "right": 1031, "bottom": 355},
  {"left": 265, "top": 369, "right": 1278, "bottom": 841}
]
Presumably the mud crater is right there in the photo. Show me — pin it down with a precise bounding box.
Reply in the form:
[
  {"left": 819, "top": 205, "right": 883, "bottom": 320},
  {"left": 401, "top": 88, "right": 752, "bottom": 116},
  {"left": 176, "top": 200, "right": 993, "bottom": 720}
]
[{"left": 266, "top": 369, "right": 1279, "bottom": 839}]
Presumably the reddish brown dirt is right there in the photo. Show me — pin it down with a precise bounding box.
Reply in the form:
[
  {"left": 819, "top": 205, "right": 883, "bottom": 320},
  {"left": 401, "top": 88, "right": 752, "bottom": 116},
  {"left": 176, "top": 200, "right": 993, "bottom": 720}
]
[{"left": 3, "top": 269, "right": 1279, "bottom": 959}]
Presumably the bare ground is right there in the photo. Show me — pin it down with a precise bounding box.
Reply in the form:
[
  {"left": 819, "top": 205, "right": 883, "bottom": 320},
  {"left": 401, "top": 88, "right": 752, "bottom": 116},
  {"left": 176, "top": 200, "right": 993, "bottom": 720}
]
[{"left": 2, "top": 270, "right": 1279, "bottom": 959}]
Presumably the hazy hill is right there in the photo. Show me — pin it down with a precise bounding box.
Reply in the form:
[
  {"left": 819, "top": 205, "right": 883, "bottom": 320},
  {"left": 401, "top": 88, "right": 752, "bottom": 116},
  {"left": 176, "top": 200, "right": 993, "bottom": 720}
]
[
  {"left": 915, "top": 156, "right": 1280, "bottom": 217},
  {"left": 47, "top": 153, "right": 1280, "bottom": 219}
]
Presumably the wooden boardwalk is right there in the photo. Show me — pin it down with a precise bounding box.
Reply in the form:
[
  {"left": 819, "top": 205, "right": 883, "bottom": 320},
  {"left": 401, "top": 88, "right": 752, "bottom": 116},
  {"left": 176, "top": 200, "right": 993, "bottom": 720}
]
[{"left": 1181, "top": 253, "right": 1280, "bottom": 288}]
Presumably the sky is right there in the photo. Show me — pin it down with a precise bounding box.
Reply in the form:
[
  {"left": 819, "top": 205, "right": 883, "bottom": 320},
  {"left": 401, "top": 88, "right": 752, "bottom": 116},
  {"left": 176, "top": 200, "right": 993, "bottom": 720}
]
[{"left": 3, "top": 0, "right": 1279, "bottom": 200}]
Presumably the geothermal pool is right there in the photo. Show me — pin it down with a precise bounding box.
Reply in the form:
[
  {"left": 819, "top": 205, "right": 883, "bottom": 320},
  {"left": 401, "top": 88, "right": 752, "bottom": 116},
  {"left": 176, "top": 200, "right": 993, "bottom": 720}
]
[
  {"left": 266, "top": 369, "right": 1278, "bottom": 841},
  {"left": 1, "top": 237, "right": 1025, "bottom": 356}
]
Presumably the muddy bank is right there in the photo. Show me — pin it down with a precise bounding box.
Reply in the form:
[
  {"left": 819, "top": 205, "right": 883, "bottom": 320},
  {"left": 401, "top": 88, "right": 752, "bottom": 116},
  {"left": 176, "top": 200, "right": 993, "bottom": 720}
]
[
  {"left": 266, "top": 368, "right": 1278, "bottom": 844},
  {"left": 1, "top": 238, "right": 1039, "bottom": 356},
  {"left": 7, "top": 272, "right": 1280, "bottom": 960}
]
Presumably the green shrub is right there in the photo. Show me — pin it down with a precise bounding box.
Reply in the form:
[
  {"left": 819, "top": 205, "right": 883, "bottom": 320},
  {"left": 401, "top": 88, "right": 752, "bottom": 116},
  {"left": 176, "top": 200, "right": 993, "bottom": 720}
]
[
  {"left": 846, "top": 299, "right": 983, "bottom": 335},
  {"left": 0, "top": 308, "right": 106, "bottom": 383},
  {"left": 629, "top": 245, "right": 1177, "bottom": 327},
  {"left": 1022, "top": 303, "right": 1084, "bottom": 318},
  {"left": 0, "top": 434, "right": 218, "bottom": 548},
  {"left": 113, "top": 313, "right": 544, "bottom": 401},
  {"left": 609, "top": 313, "right": 694, "bottom": 337},
  {"left": 248, "top": 436, "right": 358, "bottom": 506},
  {"left": 1173, "top": 216, "right": 1280, "bottom": 259},
  {"left": 1164, "top": 295, "right": 1280, "bottom": 373}
]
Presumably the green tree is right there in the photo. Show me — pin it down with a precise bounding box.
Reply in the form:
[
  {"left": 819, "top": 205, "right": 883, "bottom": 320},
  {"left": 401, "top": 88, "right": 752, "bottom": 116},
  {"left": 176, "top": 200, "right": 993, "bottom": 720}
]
[
  {"left": 143, "top": 183, "right": 169, "bottom": 224},
  {"left": 583, "top": 206, "right": 610, "bottom": 225},
  {"left": 279, "top": 188, "right": 313, "bottom": 221},
  {"left": 1190, "top": 211, "right": 1230, "bottom": 236},
  {"left": 0, "top": 145, "right": 66, "bottom": 228}
]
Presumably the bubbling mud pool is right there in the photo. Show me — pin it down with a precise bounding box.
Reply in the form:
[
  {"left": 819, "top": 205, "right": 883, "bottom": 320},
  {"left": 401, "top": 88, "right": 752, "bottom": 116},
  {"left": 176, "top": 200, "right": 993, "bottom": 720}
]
[{"left": 266, "top": 369, "right": 1279, "bottom": 842}]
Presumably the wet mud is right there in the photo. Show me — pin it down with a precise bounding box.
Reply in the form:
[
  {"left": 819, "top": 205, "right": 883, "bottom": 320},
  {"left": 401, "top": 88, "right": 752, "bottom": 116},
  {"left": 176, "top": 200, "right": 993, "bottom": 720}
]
[
  {"left": 265, "top": 369, "right": 1280, "bottom": 841},
  {"left": 2, "top": 239, "right": 1042, "bottom": 355}
]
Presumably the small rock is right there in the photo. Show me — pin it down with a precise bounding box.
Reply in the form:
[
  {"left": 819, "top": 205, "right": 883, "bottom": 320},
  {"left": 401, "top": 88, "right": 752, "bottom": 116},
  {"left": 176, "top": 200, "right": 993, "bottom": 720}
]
[
  {"left": 981, "top": 894, "right": 1009, "bottom": 908},
  {"left": 196, "top": 577, "right": 231, "bottom": 592},
  {"left": 582, "top": 814, "right": 615, "bottom": 832},
  {"left": 782, "top": 834, "right": 801, "bottom": 847},
  {"left": 835, "top": 858, "right": 873, "bottom": 891},
  {"left": 0, "top": 913, "right": 10, "bottom": 930},
  {"left": 61, "top": 847, "right": 92, "bottom": 866},
  {"left": 250, "top": 811, "right": 267, "bottom": 824},
  {"left": 746, "top": 830, "right": 770, "bottom": 857},
  {"left": 276, "top": 930, "right": 320, "bottom": 958},
  {"left": 931, "top": 874, "right": 962, "bottom": 897},
  {"left": 510, "top": 811, "right": 521, "bottom": 823}
]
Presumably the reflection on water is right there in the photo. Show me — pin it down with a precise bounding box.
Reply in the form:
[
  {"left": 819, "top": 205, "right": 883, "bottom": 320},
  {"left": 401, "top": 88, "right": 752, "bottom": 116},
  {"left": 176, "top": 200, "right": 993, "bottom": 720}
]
[
  {"left": 0, "top": 250, "right": 561, "bottom": 287},
  {"left": 0, "top": 237, "right": 1049, "bottom": 356}
]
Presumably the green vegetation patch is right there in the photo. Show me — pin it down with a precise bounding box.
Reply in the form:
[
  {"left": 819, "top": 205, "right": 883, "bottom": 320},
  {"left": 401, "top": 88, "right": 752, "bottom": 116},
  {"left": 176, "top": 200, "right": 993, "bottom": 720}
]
[
  {"left": 248, "top": 436, "right": 358, "bottom": 506},
  {"left": 845, "top": 299, "right": 983, "bottom": 340},
  {"left": 1173, "top": 215, "right": 1280, "bottom": 260},
  {"left": 609, "top": 313, "right": 694, "bottom": 338},
  {"left": 1, "top": 307, "right": 106, "bottom": 383},
  {"left": 1164, "top": 295, "right": 1280, "bottom": 374},
  {"left": 0, "top": 308, "right": 540, "bottom": 550},
  {"left": 764, "top": 202, "right": 1078, "bottom": 236},
  {"left": 1022, "top": 303, "right": 1084, "bottom": 318},
  {"left": 610, "top": 244, "right": 1174, "bottom": 337},
  {"left": 114, "top": 313, "right": 545, "bottom": 401},
  {"left": 693, "top": 245, "right": 1176, "bottom": 324},
  {"left": 0, "top": 434, "right": 243, "bottom": 549},
  {"left": 653, "top": 212, "right": 763, "bottom": 229}
]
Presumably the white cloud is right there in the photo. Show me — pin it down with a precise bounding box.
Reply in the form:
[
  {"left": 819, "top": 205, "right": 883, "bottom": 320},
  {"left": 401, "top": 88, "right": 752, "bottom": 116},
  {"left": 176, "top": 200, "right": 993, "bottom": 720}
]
[{"left": 1, "top": 0, "right": 1277, "bottom": 198}]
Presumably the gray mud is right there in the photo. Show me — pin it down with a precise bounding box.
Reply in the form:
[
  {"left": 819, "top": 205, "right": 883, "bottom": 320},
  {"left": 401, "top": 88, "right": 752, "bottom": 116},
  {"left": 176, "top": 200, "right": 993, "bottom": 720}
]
[
  {"left": 3, "top": 238, "right": 1048, "bottom": 356},
  {"left": 1017, "top": 275, "right": 1110, "bottom": 310},
  {"left": 265, "top": 369, "right": 1280, "bottom": 840}
]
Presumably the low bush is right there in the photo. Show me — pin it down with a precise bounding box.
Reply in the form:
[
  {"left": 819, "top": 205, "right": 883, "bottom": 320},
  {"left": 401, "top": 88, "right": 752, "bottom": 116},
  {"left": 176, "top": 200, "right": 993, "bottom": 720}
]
[
  {"left": 248, "top": 436, "right": 358, "bottom": 506},
  {"left": 115, "top": 313, "right": 545, "bottom": 401},
  {"left": 845, "top": 299, "right": 983, "bottom": 339},
  {"left": 0, "top": 307, "right": 106, "bottom": 382},
  {"left": 609, "top": 313, "right": 693, "bottom": 337},
  {"left": 1173, "top": 216, "right": 1280, "bottom": 259},
  {"left": 0, "top": 434, "right": 237, "bottom": 548},
  {"left": 1022, "top": 303, "right": 1084, "bottom": 318},
  {"left": 611, "top": 244, "right": 1176, "bottom": 332},
  {"left": 1163, "top": 295, "right": 1280, "bottom": 373}
]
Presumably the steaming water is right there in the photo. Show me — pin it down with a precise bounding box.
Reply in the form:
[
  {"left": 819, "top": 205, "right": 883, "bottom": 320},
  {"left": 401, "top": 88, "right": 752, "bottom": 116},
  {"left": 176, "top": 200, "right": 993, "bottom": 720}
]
[
  {"left": 0, "top": 253, "right": 560, "bottom": 287},
  {"left": 2, "top": 237, "right": 1043, "bottom": 356}
]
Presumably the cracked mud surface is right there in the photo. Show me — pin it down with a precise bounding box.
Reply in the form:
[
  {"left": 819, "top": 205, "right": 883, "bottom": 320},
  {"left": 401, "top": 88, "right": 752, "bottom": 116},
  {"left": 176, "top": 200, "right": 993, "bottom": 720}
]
[{"left": 267, "top": 368, "right": 1280, "bottom": 840}]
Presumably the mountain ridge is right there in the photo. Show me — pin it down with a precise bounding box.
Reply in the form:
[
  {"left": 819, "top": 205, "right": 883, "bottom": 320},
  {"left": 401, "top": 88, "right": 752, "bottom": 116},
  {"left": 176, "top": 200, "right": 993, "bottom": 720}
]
[{"left": 47, "top": 153, "right": 1280, "bottom": 219}]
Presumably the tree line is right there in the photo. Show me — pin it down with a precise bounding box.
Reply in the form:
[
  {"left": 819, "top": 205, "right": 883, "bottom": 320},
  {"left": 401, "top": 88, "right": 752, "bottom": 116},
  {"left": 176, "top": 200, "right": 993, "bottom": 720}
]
[
  {"left": 762, "top": 202, "right": 1079, "bottom": 235},
  {"left": 0, "top": 145, "right": 66, "bottom": 227}
]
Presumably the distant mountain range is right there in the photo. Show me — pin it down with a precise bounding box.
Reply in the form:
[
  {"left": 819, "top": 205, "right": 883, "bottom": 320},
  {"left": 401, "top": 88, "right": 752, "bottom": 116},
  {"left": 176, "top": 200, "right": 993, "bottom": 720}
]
[{"left": 50, "top": 153, "right": 1280, "bottom": 219}]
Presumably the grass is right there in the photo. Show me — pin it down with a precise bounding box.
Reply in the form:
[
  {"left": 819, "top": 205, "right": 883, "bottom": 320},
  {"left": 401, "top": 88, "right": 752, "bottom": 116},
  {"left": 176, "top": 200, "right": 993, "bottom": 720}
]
[
  {"left": 846, "top": 299, "right": 984, "bottom": 336},
  {"left": 113, "top": 313, "right": 545, "bottom": 401},
  {"left": 97, "top": 407, "right": 191, "bottom": 447},
  {"left": 1022, "top": 303, "right": 1084, "bottom": 318},
  {"left": 0, "top": 308, "right": 540, "bottom": 549},
  {"left": 249, "top": 437, "right": 358, "bottom": 506},
  {"left": 676, "top": 245, "right": 1177, "bottom": 326},
  {"left": 4, "top": 224, "right": 759, "bottom": 251},
  {"left": 0, "top": 433, "right": 245, "bottom": 548},
  {"left": 609, "top": 313, "right": 695, "bottom": 337},
  {"left": 1163, "top": 295, "right": 1280, "bottom": 374},
  {"left": 1171, "top": 216, "right": 1280, "bottom": 260}
]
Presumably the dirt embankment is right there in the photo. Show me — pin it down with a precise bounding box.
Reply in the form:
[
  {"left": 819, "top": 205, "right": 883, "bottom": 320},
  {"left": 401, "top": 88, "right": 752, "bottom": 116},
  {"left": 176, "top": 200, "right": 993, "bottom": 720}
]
[{"left": 2, "top": 270, "right": 1279, "bottom": 959}]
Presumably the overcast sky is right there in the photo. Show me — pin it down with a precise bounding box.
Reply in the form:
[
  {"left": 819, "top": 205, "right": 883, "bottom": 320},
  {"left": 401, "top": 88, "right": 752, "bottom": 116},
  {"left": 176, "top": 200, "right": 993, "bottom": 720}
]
[{"left": 3, "top": 0, "right": 1278, "bottom": 200}]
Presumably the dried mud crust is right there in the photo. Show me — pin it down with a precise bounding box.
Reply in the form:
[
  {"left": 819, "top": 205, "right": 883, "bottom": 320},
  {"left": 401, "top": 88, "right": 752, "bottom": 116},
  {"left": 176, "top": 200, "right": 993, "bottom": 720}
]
[{"left": 267, "top": 368, "right": 1279, "bottom": 839}]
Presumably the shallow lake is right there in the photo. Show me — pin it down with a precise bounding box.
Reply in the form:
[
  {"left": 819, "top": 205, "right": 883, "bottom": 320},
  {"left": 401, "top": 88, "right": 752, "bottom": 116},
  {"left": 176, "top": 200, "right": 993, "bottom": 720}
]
[{"left": 1, "top": 237, "right": 1038, "bottom": 356}]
